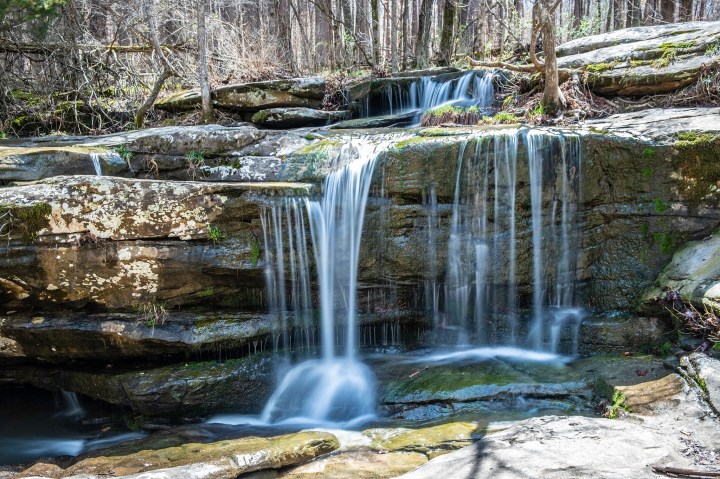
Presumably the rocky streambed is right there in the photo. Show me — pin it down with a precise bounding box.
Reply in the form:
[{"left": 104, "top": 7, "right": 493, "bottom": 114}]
[{"left": 3, "top": 21, "right": 720, "bottom": 478}]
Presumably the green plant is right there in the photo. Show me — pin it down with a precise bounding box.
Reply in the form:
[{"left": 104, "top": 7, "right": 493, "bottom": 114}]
[
  {"left": 0, "top": 131, "right": 7, "bottom": 139},
  {"left": 250, "top": 235, "right": 262, "bottom": 266},
  {"left": 530, "top": 103, "right": 544, "bottom": 116},
  {"left": 207, "top": 224, "right": 226, "bottom": 245},
  {"left": 653, "top": 199, "right": 668, "bottom": 213},
  {"left": 116, "top": 145, "right": 132, "bottom": 162},
  {"left": 641, "top": 148, "right": 656, "bottom": 158},
  {"left": 137, "top": 298, "right": 168, "bottom": 329},
  {"left": 642, "top": 168, "right": 653, "bottom": 178},
  {"left": 607, "top": 390, "right": 631, "bottom": 419},
  {"left": 185, "top": 150, "right": 206, "bottom": 180}
]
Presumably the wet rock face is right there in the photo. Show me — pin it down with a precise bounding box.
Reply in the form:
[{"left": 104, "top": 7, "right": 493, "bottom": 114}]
[
  {"left": 556, "top": 21, "right": 720, "bottom": 96},
  {"left": 0, "top": 312, "right": 276, "bottom": 363},
  {"left": 2, "top": 353, "right": 275, "bottom": 417},
  {"left": 0, "top": 176, "right": 312, "bottom": 310}
]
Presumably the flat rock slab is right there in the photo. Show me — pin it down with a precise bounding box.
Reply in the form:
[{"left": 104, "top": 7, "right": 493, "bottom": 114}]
[
  {"left": 0, "top": 311, "right": 277, "bottom": 362},
  {"left": 557, "top": 21, "right": 720, "bottom": 95},
  {"left": 330, "top": 110, "right": 421, "bottom": 129},
  {"left": 17, "top": 431, "right": 339, "bottom": 479},
  {"left": 394, "top": 415, "right": 682, "bottom": 479},
  {"left": 584, "top": 107, "right": 720, "bottom": 141},
  {"left": 157, "top": 77, "right": 326, "bottom": 112},
  {"left": 280, "top": 450, "right": 428, "bottom": 479},
  {"left": 251, "top": 108, "right": 350, "bottom": 128}
]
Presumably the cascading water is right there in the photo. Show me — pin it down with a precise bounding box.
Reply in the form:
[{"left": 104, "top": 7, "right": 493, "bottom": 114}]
[
  {"left": 255, "top": 139, "right": 393, "bottom": 425},
  {"left": 362, "top": 70, "right": 496, "bottom": 118},
  {"left": 427, "top": 128, "right": 584, "bottom": 354},
  {"left": 90, "top": 153, "right": 103, "bottom": 176}
]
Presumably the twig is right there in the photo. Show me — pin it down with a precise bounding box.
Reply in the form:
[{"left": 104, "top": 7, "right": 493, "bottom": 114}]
[{"left": 653, "top": 466, "right": 720, "bottom": 478}]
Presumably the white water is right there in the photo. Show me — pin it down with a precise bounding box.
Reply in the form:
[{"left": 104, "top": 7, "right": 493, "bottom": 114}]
[
  {"left": 428, "top": 129, "right": 584, "bottom": 353},
  {"left": 364, "top": 70, "right": 495, "bottom": 118},
  {"left": 90, "top": 153, "right": 103, "bottom": 176},
  {"left": 215, "top": 138, "right": 393, "bottom": 427},
  {"left": 58, "top": 391, "right": 84, "bottom": 419}
]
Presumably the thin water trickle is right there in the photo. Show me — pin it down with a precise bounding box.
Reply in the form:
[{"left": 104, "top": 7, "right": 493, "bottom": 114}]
[{"left": 90, "top": 153, "right": 103, "bottom": 176}]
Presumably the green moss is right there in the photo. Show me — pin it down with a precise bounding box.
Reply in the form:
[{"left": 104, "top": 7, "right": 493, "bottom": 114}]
[
  {"left": 479, "top": 111, "right": 521, "bottom": 125},
  {"left": 250, "top": 235, "right": 262, "bottom": 266},
  {"left": 673, "top": 132, "right": 720, "bottom": 204},
  {"left": 196, "top": 287, "right": 216, "bottom": 298},
  {"left": 586, "top": 61, "right": 619, "bottom": 73},
  {"left": 653, "top": 231, "right": 683, "bottom": 255},
  {"left": 0, "top": 202, "right": 52, "bottom": 242},
  {"left": 653, "top": 199, "right": 668, "bottom": 213}
]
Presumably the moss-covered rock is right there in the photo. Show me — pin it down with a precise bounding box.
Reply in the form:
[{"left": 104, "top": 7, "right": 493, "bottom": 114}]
[{"left": 49, "top": 431, "right": 339, "bottom": 478}]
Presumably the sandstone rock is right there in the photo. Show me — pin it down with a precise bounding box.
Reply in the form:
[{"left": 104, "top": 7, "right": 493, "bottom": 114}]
[
  {"left": 251, "top": 108, "right": 350, "bottom": 128},
  {"left": 644, "top": 231, "right": 720, "bottom": 310},
  {"left": 688, "top": 353, "right": 720, "bottom": 414},
  {"left": 281, "top": 450, "right": 427, "bottom": 479},
  {"left": 363, "top": 422, "right": 478, "bottom": 455},
  {"left": 616, "top": 374, "right": 686, "bottom": 415},
  {"left": 330, "top": 110, "right": 420, "bottom": 129},
  {"left": 585, "top": 107, "right": 720, "bottom": 141},
  {"left": 0, "top": 311, "right": 277, "bottom": 363},
  {"left": 156, "top": 77, "right": 326, "bottom": 112},
  {"left": 42, "top": 431, "right": 338, "bottom": 479},
  {"left": 0, "top": 147, "right": 128, "bottom": 181},
  {"left": 557, "top": 21, "right": 720, "bottom": 96},
  {"left": 393, "top": 415, "right": 685, "bottom": 479}
]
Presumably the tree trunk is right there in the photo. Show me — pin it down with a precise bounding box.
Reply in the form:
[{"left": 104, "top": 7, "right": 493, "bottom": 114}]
[
  {"left": 136, "top": 0, "right": 176, "bottom": 129},
  {"left": 660, "top": 0, "right": 675, "bottom": 22},
  {"left": 627, "top": 0, "right": 641, "bottom": 26},
  {"left": 390, "top": 0, "right": 398, "bottom": 71},
  {"left": 678, "top": 0, "right": 692, "bottom": 20},
  {"left": 534, "top": 0, "right": 564, "bottom": 116},
  {"left": 197, "top": 0, "right": 213, "bottom": 123},
  {"left": 438, "top": 0, "right": 455, "bottom": 66},
  {"left": 573, "top": 0, "right": 581, "bottom": 29},
  {"left": 612, "top": 0, "right": 623, "bottom": 30},
  {"left": 415, "top": 0, "right": 434, "bottom": 68}
]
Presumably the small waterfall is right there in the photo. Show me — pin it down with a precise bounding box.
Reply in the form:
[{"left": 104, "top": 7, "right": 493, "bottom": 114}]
[
  {"left": 90, "top": 153, "right": 103, "bottom": 176},
  {"left": 432, "top": 129, "right": 584, "bottom": 354},
  {"left": 362, "top": 70, "right": 495, "bottom": 118},
  {"left": 260, "top": 198, "right": 314, "bottom": 353},
  {"left": 259, "top": 138, "right": 392, "bottom": 425},
  {"left": 58, "top": 391, "right": 84, "bottom": 419}
]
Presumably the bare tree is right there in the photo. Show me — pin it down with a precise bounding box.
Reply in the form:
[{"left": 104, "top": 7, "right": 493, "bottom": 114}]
[{"left": 197, "top": 0, "right": 213, "bottom": 122}]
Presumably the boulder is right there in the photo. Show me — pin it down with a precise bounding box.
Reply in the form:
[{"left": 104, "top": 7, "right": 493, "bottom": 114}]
[
  {"left": 615, "top": 374, "right": 686, "bottom": 415},
  {"left": 585, "top": 107, "right": 720, "bottom": 141},
  {"left": 251, "top": 108, "right": 350, "bottom": 128},
  {"left": 644, "top": 231, "right": 720, "bottom": 310},
  {"left": 557, "top": 21, "right": 720, "bottom": 96},
  {"left": 685, "top": 352, "right": 720, "bottom": 414}
]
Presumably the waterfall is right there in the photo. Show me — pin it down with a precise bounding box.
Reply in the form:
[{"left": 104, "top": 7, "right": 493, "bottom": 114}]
[
  {"left": 90, "top": 153, "right": 103, "bottom": 176},
  {"left": 58, "top": 391, "right": 84, "bottom": 418},
  {"left": 258, "top": 138, "right": 391, "bottom": 425},
  {"left": 362, "top": 70, "right": 495, "bottom": 118},
  {"left": 260, "top": 198, "right": 314, "bottom": 352},
  {"left": 431, "top": 129, "right": 584, "bottom": 354}
]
